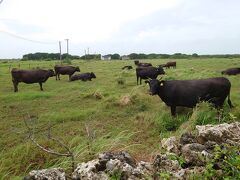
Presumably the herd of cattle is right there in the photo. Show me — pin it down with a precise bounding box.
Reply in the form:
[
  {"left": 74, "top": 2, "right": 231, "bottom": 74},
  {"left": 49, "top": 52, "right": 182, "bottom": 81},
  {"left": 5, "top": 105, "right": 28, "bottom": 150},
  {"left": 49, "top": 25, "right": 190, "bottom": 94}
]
[
  {"left": 10, "top": 60, "right": 239, "bottom": 116},
  {"left": 11, "top": 65, "right": 95, "bottom": 92}
]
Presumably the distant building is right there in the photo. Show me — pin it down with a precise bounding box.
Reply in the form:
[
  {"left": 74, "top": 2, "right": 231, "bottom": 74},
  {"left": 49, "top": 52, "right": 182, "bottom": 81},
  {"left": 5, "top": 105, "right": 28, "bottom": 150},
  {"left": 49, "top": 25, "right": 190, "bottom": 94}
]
[
  {"left": 121, "top": 55, "right": 130, "bottom": 60},
  {"left": 101, "top": 55, "right": 111, "bottom": 60}
]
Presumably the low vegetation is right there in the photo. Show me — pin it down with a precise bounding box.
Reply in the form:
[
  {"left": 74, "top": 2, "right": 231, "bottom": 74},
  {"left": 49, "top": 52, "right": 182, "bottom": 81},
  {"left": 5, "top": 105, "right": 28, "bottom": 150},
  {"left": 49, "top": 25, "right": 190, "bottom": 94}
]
[{"left": 0, "top": 58, "right": 239, "bottom": 179}]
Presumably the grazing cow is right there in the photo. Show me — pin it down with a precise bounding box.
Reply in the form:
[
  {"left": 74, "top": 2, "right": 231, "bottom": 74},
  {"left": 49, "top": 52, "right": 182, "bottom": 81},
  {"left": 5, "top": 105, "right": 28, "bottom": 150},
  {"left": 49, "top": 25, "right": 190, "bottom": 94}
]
[
  {"left": 221, "top": 68, "right": 240, "bottom": 75},
  {"left": 11, "top": 68, "right": 55, "bottom": 92},
  {"left": 54, "top": 65, "right": 80, "bottom": 80},
  {"left": 145, "top": 77, "right": 233, "bottom": 116},
  {"left": 70, "top": 72, "right": 96, "bottom": 81},
  {"left": 122, "top": 65, "right": 133, "bottom": 70},
  {"left": 134, "top": 60, "right": 152, "bottom": 67},
  {"left": 136, "top": 66, "right": 165, "bottom": 85},
  {"left": 160, "top": 61, "right": 176, "bottom": 69}
]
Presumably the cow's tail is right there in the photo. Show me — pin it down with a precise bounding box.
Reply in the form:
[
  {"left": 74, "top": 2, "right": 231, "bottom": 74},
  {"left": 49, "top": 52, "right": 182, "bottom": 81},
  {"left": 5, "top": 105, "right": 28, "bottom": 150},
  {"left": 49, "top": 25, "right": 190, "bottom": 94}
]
[{"left": 227, "top": 92, "right": 234, "bottom": 108}]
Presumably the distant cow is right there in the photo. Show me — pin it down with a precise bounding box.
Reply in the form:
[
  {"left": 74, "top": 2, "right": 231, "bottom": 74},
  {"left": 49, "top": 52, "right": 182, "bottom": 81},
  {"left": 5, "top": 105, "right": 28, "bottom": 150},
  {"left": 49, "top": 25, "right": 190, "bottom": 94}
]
[
  {"left": 160, "top": 61, "right": 176, "bottom": 69},
  {"left": 70, "top": 72, "right": 96, "bottom": 81},
  {"left": 221, "top": 68, "right": 240, "bottom": 75},
  {"left": 11, "top": 68, "right": 55, "bottom": 92},
  {"left": 122, "top": 66, "right": 133, "bottom": 70},
  {"left": 134, "top": 60, "right": 152, "bottom": 67},
  {"left": 136, "top": 66, "right": 165, "bottom": 85},
  {"left": 145, "top": 77, "right": 233, "bottom": 116},
  {"left": 54, "top": 65, "right": 80, "bottom": 80}
]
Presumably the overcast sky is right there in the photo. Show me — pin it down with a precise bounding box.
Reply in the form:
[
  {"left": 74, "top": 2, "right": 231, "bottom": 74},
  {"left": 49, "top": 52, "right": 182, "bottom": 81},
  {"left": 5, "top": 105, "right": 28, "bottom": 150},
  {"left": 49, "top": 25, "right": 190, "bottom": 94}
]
[{"left": 0, "top": 0, "right": 240, "bottom": 58}]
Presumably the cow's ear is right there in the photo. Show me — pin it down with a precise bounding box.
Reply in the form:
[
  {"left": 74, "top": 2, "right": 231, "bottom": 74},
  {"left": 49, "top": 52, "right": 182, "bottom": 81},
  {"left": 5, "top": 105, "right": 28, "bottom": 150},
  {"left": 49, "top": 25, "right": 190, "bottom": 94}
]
[
  {"left": 145, "top": 80, "right": 149, "bottom": 84},
  {"left": 159, "top": 80, "right": 165, "bottom": 87}
]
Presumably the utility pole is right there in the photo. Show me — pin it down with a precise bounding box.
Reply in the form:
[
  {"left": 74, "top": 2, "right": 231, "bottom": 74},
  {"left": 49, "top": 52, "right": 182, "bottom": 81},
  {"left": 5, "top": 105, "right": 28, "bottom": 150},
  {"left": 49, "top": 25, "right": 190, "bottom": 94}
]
[
  {"left": 87, "top": 47, "right": 89, "bottom": 55},
  {"left": 65, "top": 39, "right": 69, "bottom": 54},
  {"left": 84, "top": 49, "right": 87, "bottom": 60},
  {"left": 59, "top": 41, "right": 62, "bottom": 64}
]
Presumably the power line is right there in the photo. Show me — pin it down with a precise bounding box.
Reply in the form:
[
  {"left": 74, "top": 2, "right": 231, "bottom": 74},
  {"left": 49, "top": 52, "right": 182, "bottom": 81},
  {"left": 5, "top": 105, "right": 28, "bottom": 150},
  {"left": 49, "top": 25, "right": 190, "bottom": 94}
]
[{"left": 0, "top": 29, "right": 58, "bottom": 44}]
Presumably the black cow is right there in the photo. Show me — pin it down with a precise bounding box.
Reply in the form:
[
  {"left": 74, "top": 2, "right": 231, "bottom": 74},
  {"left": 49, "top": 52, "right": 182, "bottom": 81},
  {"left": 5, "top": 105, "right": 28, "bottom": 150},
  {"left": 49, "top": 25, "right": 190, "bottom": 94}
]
[
  {"left": 54, "top": 65, "right": 80, "bottom": 80},
  {"left": 160, "top": 61, "right": 176, "bottom": 69},
  {"left": 11, "top": 68, "right": 55, "bottom": 92},
  {"left": 134, "top": 60, "right": 152, "bottom": 67},
  {"left": 70, "top": 72, "right": 96, "bottom": 81},
  {"left": 145, "top": 77, "right": 233, "bottom": 116},
  {"left": 122, "top": 66, "right": 133, "bottom": 70},
  {"left": 221, "top": 68, "right": 240, "bottom": 75},
  {"left": 136, "top": 66, "right": 165, "bottom": 85}
]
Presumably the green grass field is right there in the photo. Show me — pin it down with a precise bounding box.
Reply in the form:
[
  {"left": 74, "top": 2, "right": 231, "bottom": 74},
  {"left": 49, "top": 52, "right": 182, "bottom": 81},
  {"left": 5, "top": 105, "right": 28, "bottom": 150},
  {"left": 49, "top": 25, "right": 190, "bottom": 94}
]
[{"left": 0, "top": 58, "right": 239, "bottom": 179}]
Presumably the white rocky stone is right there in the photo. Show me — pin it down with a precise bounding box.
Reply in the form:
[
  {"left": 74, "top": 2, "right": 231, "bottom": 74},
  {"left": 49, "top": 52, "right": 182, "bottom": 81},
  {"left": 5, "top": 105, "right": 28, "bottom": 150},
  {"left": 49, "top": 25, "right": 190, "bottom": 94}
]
[
  {"left": 161, "top": 136, "right": 180, "bottom": 154},
  {"left": 196, "top": 122, "right": 240, "bottom": 144},
  {"left": 27, "top": 168, "right": 66, "bottom": 180}
]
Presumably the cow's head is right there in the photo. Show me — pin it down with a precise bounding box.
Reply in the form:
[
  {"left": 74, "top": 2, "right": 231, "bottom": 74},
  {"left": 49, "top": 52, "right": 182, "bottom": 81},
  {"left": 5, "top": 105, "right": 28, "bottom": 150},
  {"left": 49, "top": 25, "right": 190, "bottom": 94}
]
[
  {"left": 157, "top": 67, "right": 165, "bottom": 75},
  {"left": 145, "top": 79, "right": 164, "bottom": 95},
  {"left": 75, "top": 66, "right": 80, "bottom": 72},
  {"left": 134, "top": 60, "right": 139, "bottom": 65},
  {"left": 91, "top": 72, "right": 96, "bottom": 78},
  {"left": 48, "top": 69, "right": 55, "bottom": 77}
]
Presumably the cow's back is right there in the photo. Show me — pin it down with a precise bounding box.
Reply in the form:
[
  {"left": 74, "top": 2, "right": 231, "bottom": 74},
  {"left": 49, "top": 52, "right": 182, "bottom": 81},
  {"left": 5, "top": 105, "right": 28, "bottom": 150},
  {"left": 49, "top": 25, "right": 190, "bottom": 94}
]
[
  {"left": 11, "top": 69, "right": 48, "bottom": 83},
  {"left": 70, "top": 73, "right": 90, "bottom": 81},
  {"left": 54, "top": 65, "right": 75, "bottom": 75}
]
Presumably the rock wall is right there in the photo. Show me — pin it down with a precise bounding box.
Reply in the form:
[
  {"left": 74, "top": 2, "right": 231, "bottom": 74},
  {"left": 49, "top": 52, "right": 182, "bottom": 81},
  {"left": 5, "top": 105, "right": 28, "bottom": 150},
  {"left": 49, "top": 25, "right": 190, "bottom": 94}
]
[{"left": 24, "top": 122, "right": 240, "bottom": 180}]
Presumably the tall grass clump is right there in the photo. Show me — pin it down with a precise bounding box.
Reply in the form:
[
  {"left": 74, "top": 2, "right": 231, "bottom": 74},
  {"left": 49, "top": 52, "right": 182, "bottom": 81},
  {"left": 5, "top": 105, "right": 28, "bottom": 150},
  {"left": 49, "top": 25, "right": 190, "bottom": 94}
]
[
  {"left": 153, "top": 112, "right": 179, "bottom": 132},
  {"left": 190, "top": 102, "right": 217, "bottom": 125}
]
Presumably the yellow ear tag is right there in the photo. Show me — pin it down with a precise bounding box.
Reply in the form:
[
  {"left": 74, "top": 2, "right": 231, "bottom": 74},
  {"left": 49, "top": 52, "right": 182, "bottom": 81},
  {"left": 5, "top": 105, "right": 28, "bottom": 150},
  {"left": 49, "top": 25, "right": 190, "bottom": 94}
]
[{"left": 160, "top": 82, "right": 164, "bottom": 86}]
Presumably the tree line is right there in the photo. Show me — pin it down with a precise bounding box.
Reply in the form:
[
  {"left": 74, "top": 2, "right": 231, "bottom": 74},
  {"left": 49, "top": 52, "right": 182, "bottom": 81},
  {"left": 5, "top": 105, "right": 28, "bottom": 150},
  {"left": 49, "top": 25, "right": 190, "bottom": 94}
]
[{"left": 22, "top": 52, "right": 240, "bottom": 61}]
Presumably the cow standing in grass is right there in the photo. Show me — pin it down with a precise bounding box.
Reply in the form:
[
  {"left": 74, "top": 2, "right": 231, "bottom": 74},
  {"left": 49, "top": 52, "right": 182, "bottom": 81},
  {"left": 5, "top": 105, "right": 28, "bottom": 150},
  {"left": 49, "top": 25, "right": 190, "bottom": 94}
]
[
  {"left": 159, "top": 61, "right": 176, "bottom": 69},
  {"left": 145, "top": 77, "right": 233, "bottom": 116},
  {"left": 136, "top": 66, "right": 165, "bottom": 85},
  {"left": 54, "top": 65, "right": 80, "bottom": 81},
  {"left": 11, "top": 68, "right": 55, "bottom": 92}
]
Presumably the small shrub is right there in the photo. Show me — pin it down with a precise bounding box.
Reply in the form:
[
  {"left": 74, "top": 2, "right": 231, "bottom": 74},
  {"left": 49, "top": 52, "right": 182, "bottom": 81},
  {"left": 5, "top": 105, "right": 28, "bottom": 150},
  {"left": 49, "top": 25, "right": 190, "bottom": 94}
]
[
  {"left": 203, "top": 144, "right": 240, "bottom": 179},
  {"left": 93, "top": 90, "right": 104, "bottom": 99},
  {"left": 154, "top": 112, "right": 179, "bottom": 132},
  {"left": 62, "top": 59, "right": 72, "bottom": 64},
  {"left": 190, "top": 102, "right": 217, "bottom": 125}
]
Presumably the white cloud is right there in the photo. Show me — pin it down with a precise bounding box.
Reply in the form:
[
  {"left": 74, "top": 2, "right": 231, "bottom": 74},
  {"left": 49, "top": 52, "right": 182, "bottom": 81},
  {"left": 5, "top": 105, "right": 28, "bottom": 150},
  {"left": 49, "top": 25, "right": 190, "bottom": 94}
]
[{"left": 0, "top": 0, "right": 182, "bottom": 42}]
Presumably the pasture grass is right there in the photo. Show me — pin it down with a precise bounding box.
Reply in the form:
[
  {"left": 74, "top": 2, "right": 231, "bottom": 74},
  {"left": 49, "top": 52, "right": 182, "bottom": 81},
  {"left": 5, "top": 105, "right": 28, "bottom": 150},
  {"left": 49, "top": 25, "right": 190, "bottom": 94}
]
[{"left": 0, "top": 58, "right": 240, "bottom": 178}]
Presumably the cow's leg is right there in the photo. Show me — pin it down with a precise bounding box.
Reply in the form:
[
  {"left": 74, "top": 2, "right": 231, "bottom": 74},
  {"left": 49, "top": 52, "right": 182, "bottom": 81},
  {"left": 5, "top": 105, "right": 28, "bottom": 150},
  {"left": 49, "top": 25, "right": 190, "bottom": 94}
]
[
  {"left": 227, "top": 94, "right": 234, "bottom": 108},
  {"left": 39, "top": 82, "right": 43, "bottom": 91},
  {"left": 137, "top": 76, "right": 139, "bottom": 85},
  {"left": 55, "top": 73, "right": 58, "bottom": 80},
  {"left": 12, "top": 80, "right": 18, "bottom": 92},
  {"left": 69, "top": 75, "right": 71, "bottom": 81},
  {"left": 58, "top": 74, "right": 60, "bottom": 80},
  {"left": 140, "top": 78, "right": 142, "bottom": 85},
  {"left": 171, "top": 106, "right": 176, "bottom": 116}
]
